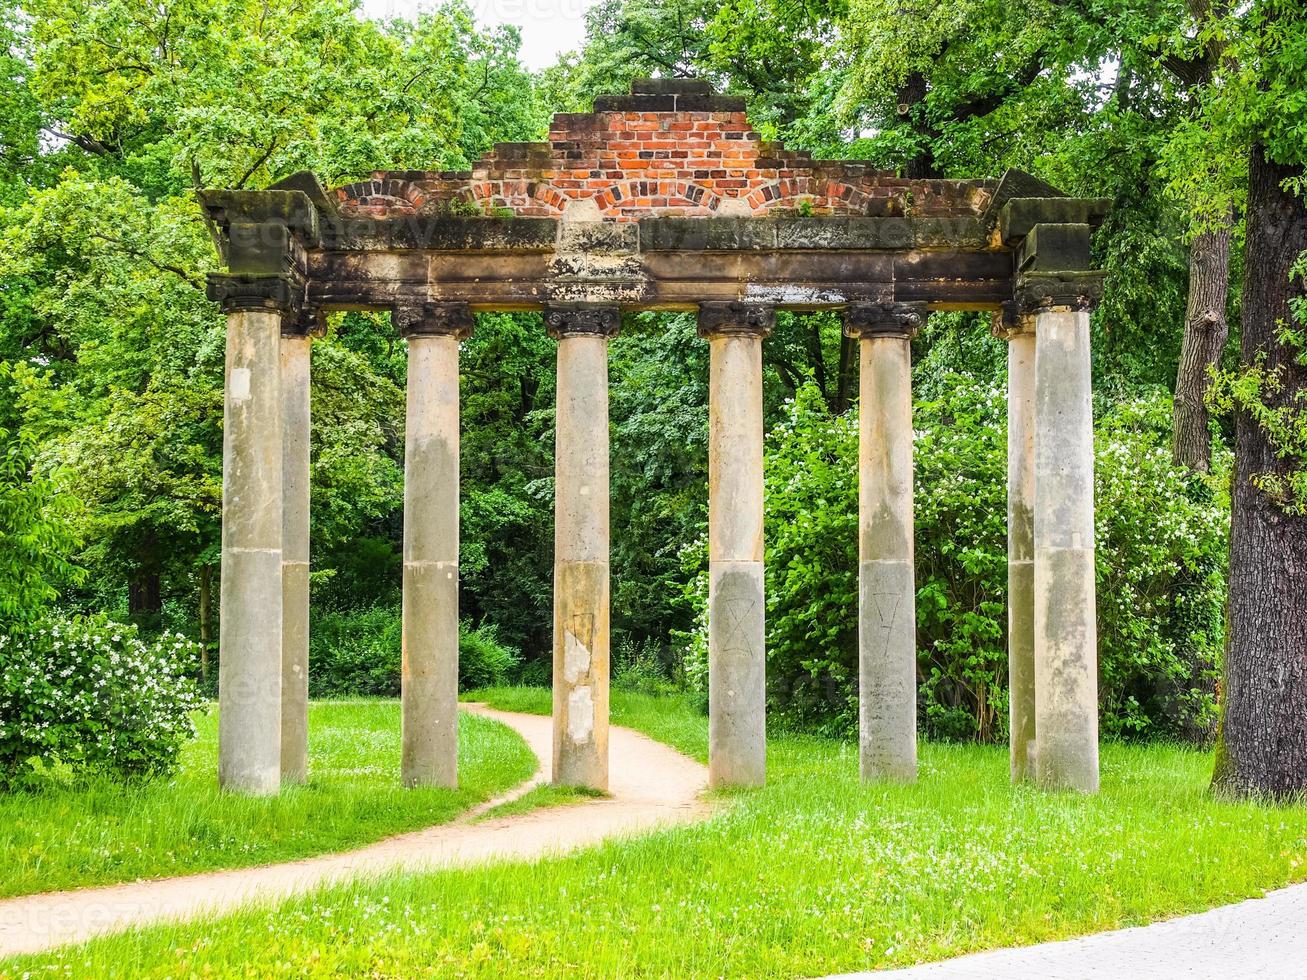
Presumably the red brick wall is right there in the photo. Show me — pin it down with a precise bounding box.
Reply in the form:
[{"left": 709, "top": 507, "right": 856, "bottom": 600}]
[{"left": 333, "top": 85, "right": 994, "bottom": 222}]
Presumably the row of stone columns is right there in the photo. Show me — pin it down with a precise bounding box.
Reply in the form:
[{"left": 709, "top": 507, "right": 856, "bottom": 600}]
[{"left": 213, "top": 291, "right": 1099, "bottom": 797}]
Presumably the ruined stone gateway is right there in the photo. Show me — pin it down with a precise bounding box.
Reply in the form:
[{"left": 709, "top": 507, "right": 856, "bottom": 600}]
[{"left": 203, "top": 78, "right": 1108, "bottom": 798}]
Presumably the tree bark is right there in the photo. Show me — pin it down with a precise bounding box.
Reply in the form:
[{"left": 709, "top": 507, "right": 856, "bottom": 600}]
[
  {"left": 128, "top": 568, "right": 162, "bottom": 618},
  {"left": 1212, "top": 145, "right": 1307, "bottom": 800},
  {"left": 1173, "top": 216, "right": 1233, "bottom": 471},
  {"left": 835, "top": 332, "right": 857, "bottom": 415},
  {"left": 199, "top": 564, "right": 212, "bottom": 683}
]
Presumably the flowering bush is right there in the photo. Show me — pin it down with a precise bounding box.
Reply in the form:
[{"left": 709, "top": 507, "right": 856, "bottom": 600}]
[{"left": 0, "top": 616, "right": 205, "bottom": 788}]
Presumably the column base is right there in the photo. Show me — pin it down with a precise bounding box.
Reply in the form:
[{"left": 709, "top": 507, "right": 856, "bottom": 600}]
[
  {"left": 708, "top": 560, "right": 766, "bottom": 788},
  {"left": 401, "top": 559, "right": 459, "bottom": 789},
  {"left": 552, "top": 560, "right": 610, "bottom": 791},
  {"left": 218, "top": 547, "right": 284, "bottom": 796},
  {"left": 1034, "top": 545, "right": 1099, "bottom": 794},
  {"left": 858, "top": 557, "right": 917, "bottom": 783},
  {"left": 280, "top": 559, "right": 310, "bottom": 784}
]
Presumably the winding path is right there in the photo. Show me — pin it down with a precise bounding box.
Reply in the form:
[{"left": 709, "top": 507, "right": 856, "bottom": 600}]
[{"left": 0, "top": 705, "right": 709, "bottom": 959}]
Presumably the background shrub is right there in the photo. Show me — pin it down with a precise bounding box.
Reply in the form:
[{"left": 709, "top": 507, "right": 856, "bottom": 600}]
[
  {"left": 680, "top": 374, "right": 1228, "bottom": 744},
  {"left": 0, "top": 616, "right": 204, "bottom": 788},
  {"left": 308, "top": 606, "right": 521, "bottom": 697}
]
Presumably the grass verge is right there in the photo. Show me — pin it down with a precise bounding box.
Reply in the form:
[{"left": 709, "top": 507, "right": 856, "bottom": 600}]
[
  {"left": 474, "top": 783, "right": 607, "bottom": 822},
  {"left": 0, "top": 701, "right": 535, "bottom": 898},
  {"left": 9, "top": 688, "right": 1307, "bottom": 977}
]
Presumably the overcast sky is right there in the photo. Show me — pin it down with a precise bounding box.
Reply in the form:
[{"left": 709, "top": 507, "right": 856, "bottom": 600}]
[{"left": 360, "top": 0, "right": 597, "bottom": 71}]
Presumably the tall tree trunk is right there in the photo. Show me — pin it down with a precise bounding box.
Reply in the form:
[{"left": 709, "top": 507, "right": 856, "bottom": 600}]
[
  {"left": 834, "top": 332, "right": 857, "bottom": 415},
  {"left": 804, "top": 316, "right": 829, "bottom": 407},
  {"left": 1173, "top": 215, "right": 1233, "bottom": 471},
  {"left": 1212, "top": 146, "right": 1307, "bottom": 799},
  {"left": 895, "top": 71, "right": 940, "bottom": 179},
  {"left": 128, "top": 568, "right": 162, "bottom": 619},
  {"left": 198, "top": 564, "right": 212, "bottom": 683}
]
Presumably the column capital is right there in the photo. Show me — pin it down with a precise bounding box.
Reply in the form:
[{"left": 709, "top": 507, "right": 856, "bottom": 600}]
[
  {"left": 843, "top": 301, "right": 927, "bottom": 339},
  {"left": 282, "top": 306, "right": 326, "bottom": 339},
  {"left": 207, "top": 273, "right": 303, "bottom": 314},
  {"left": 544, "top": 304, "right": 621, "bottom": 339},
  {"left": 394, "top": 302, "right": 474, "bottom": 339},
  {"left": 1014, "top": 271, "right": 1105, "bottom": 314},
  {"left": 697, "top": 301, "right": 775, "bottom": 338},
  {"left": 990, "top": 302, "right": 1037, "bottom": 340}
]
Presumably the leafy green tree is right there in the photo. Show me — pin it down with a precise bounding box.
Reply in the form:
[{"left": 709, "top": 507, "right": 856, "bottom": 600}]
[{"left": 0, "top": 362, "right": 84, "bottom": 625}]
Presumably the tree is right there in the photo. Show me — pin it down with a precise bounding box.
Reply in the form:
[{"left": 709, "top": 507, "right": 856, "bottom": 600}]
[
  {"left": 0, "top": 362, "right": 84, "bottom": 625},
  {"left": 1203, "top": 0, "right": 1307, "bottom": 798}
]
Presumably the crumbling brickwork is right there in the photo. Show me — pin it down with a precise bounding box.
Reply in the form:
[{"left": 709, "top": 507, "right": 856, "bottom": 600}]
[{"left": 333, "top": 79, "right": 995, "bottom": 221}]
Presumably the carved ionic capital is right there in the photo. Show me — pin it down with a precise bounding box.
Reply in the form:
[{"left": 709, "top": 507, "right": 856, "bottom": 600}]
[
  {"left": 393, "top": 302, "right": 474, "bottom": 339},
  {"left": 696, "top": 301, "right": 775, "bottom": 338},
  {"left": 282, "top": 306, "right": 326, "bottom": 338},
  {"left": 1014, "top": 271, "right": 1105, "bottom": 313},
  {"left": 989, "top": 302, "right": 1037, "bottom": 340},
  {"left": 544, "top": 304, "right": 621, "bottom": 339},
  {"left": 842, "top": 301, "right": 927, "bottom": 340},
  {"left": 206, "top": 273, "right": 303, "bottom": 314}
]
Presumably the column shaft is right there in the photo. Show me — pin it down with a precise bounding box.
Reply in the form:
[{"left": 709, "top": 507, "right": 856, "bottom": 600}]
[
  {"left": 1033, "top": 309, "right": 1099, "bottom": 793},
  {"left": 706, "top": 329, "right": 767, "bottom": 788},
  {"left": 1007, "top": 327, "right": 1036, "bottom": 782},
  {"left": 401, "top": 334, "right": 461, "bottom": 788},
  {"left": 280, "top": 333, "right": 311, "bottom": 783},
  {"left": 549, "top": 309, "right": 614, "bottom": 791},
  {"left": 858, "top": 334, "right": 917, "bottom": 782},
  {"left": 217, "top": 309, "right": 284, "bottom": 795}
]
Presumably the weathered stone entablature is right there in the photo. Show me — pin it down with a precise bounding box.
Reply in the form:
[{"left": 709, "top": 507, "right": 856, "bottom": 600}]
[{"left": 331, "top": 79, "right": 996, "bottom": 222}]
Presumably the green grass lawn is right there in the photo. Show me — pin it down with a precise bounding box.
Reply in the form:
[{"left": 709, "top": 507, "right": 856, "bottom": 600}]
[
  {"left": 0, "top": 700, "right": 536, "bottom": 898},
  {"left": 9, "top": 688, "right": 1307, "bottom": 978}
]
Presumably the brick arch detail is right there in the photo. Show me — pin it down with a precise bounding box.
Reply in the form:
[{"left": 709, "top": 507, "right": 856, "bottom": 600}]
[
  {"left": 455, "top": 180, "right": 567, "bottom": 217},
  {"left": 335, "top": 178, "right": 428, "bottom": 213},
  {"left": 745, "top": 178, "right": 874, "bottom": 215},
  {"left": 592, "top": 179, "right": 722, "bottom": 216}
]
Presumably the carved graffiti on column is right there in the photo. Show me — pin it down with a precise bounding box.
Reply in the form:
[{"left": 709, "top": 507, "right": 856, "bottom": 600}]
[
  {"left": 869, "top": 591, "right": 901, "bottom": 664},
  {"left": 722, "top": 597, "right": 757, "bottom": 651}
]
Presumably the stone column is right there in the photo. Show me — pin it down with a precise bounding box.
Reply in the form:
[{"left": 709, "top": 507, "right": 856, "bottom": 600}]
[
  {"left": 208, "top": 276, "right": 294, "bottom": 795},
  {"left": 698, "top": 301, "right": 774, "bottom": 789},
  {"left": 397, "top": 302, "right": 472, "bottom": 789},
  {"left": 279, "top": 311, "right": 317, "bottom": 784},
  {"left": 545, "top": 305, "right": 618, "bottom": 790},
  {"left": 845, "top": 302, "right": 923, "bottom": 783},
  {"left": 1003, "top": 314, "right": 1037, "bottom": 783},
  {"left": 1032, "top": 305, "right": 1099, "bottom": 793}
]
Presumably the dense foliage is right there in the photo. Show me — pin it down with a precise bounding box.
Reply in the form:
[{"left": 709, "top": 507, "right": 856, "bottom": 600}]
[
  {"left": 308, "top": 609, "right": 520, "bottom": 698},
  {"left": 0, "top": 616, "right": 204, "bottom": 787},
  {"left": 681, "top": 360, "right": 1228, "bottom": 742}
]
